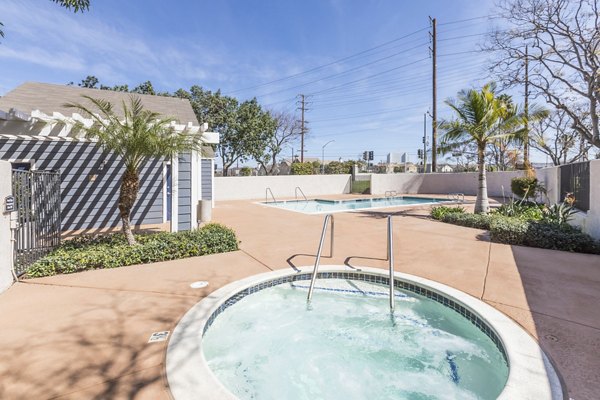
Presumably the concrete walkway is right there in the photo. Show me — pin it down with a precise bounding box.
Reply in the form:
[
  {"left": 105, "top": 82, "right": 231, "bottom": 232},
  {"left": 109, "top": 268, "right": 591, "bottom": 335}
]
[{"left": 1, "top": 197, "right": 598, "bottom": 399}]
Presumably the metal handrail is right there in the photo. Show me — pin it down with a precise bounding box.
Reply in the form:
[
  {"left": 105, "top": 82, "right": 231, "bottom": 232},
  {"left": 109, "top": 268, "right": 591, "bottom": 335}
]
[
  {"left": 306, "top": 214, "right": 334, "bottom": 303},
  {"left": 385, "top": 190, "right": 397, "bottom": 198},
  {"left": 387, "top": 215, "right": 395, "bottom": 311},
  {"left": 295, "top": 186, "right": 308, "bottom": 201},
  {"left": 447, "top": 192, "right": 465, "bottom": 203},
  {"left": 265, "top": 187, "right": 277, "bottom": 204}
]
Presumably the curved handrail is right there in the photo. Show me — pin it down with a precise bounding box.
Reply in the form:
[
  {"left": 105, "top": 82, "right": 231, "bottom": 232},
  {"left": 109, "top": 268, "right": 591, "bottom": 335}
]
[
  {"left": 307, "top": 214, "right": 334, "bottom": 303},
  {"left": 265, "top": 188, "right": 277, "bottom": 204},
  {"left": 295, "top": 186, "right": 308, "bottom": 201}
]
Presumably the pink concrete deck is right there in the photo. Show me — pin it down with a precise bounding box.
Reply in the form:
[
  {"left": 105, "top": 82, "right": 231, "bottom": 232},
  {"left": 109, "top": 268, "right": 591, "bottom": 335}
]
[{"left": 0, "top": 196, "right": 598, "bottom": 399}]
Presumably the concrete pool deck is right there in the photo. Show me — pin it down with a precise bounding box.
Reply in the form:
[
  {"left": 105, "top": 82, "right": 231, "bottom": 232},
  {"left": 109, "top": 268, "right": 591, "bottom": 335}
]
[{"left": 0, "top": 195, "right": 599, "bottom": 399}]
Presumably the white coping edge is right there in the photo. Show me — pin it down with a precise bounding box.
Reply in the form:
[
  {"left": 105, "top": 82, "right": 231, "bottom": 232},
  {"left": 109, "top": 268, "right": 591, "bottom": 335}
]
[
  {"left": 166, "top": 266, "right": 565, "bottom": 400},
  {"left": 255, "top": 196, "right": 456, "bottom": 215}
]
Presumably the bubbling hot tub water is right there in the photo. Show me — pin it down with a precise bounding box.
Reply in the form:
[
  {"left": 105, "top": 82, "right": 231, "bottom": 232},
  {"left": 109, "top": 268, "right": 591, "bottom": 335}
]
[{"left": 202, "top": 279, "right": 508, "bottom": 400}]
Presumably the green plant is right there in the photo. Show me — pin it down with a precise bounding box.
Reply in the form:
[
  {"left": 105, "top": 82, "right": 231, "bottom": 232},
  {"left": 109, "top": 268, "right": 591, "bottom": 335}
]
[
  {"left": 440, "top": 212, "right": 496, "bottom": 230},
  {"left": 492, "top": 200, "right": 544, "bottom": 220},
  {"left": 239, "top": 166, "right": 252, "bottom": 176},
  {"left": 290, "top": 162, "right": 314, "bottom": 175},
  {"left": 541, "top": 203, "right": 577, "bottom": 225},
  {"left": 490, "top": 219, "right": 600, "bottom": 254},
  {"left": 26, "top": 223, "right": 239, "bottom": 278},
  {"left": 430, "top": 205, "right": 465, "bottom": 220},
  {"left": 511, "top": 177, "right": 538, "bottom": 199},
  {"left": 439, "top": 83, "right": 547, "bottom": 213},
  {"left": 65, "top": 96, "right": 205, "bottom": 245}
]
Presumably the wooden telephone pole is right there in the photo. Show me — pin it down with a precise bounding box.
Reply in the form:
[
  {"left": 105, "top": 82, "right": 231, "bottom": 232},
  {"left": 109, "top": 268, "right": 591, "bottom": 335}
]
[
  {"left": 430, "top": 17, "right": 438, "bottom": 172},
  {"left": 298, "top": 94, "right": 307, "bottom": 162}
]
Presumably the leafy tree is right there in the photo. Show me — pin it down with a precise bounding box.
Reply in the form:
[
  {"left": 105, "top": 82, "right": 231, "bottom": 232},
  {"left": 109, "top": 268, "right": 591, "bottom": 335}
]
[
  {"left": 78, "top": 75, "right": 99, "bottom": 89},
  {"left": 1, "top": 0, "right": 89, "bottom": 40},
  {"left": 486, "top": 0, "right": 600, "bottom": 150},
  {"left": 290, "top": 162, "right": 314, "bottom": 175},
  {"left": 239, "top": 166, "right": 253, "bottom": 176},
  {"left": 439, "top": 83, "right": 546, "bottom": 213},
  {"left": 132, "top": 81, "right": 156, "bottom": 95},
  {"left": 64, "top": 95, "right": 205, "bottom": 245}
]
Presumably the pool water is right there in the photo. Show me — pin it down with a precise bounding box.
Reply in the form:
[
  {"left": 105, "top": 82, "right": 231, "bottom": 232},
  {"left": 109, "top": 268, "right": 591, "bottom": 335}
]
[
  {"left": 202, "top": 279, "right": 509, "bottom": 400},
  {"left": 263, "top": 196, "right": 446, "bottom": 214}
]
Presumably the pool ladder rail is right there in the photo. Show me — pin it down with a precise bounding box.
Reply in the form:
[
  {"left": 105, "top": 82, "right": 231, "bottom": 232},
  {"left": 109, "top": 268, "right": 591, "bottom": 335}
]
[
  {"left": 265, "top": 187, "right": 277, "bottom": 204},
  {"left": 307, "top": 214, "right": 396, "bottom": 311},
  {"left": 295, "top": 186, "right": 308, "bottom": 201}
]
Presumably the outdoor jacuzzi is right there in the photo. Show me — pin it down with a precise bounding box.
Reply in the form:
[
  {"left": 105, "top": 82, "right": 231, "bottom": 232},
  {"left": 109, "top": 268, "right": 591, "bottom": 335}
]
[{"left": 166, "top": 267, "right": 565, "bottom": 400}]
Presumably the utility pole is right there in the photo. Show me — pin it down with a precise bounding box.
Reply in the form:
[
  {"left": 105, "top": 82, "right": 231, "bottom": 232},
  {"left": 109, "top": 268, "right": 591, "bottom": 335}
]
[
  {"left": 429, "top": 16, "right": 437, "bottom": 173},
  {"left": 523, "top": 45, "right": 530, "bottom": 170},
  {"left": 298, "top": 94, "right": 307, "bottom": 162},
  {"left": 423, "top": 113, "right": 428, "bottom": 173}
]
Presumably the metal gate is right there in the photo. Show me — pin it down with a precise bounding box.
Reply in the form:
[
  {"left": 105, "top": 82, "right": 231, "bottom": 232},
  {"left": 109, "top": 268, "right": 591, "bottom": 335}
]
[
  {"left": 12, "top": 170, "right": 61, "bottom": 276},
  {"left": 559, "top": 161, "right": 590, "bottom": 212}
]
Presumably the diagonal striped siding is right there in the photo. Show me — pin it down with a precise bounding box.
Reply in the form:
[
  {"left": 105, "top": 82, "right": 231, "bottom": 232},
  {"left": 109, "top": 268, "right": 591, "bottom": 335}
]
[{"left": 0, "top": 139, "right": 164, "bottom": 232}]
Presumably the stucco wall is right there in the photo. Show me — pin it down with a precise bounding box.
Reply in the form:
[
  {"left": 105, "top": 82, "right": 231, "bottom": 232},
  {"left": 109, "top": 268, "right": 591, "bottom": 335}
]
[
  {"left": 0, "top": 161, "right": 14, "bottom": 294},
  {"left": 215, "top": 175, "right": 352, "bottom": 201},
  {"left": 370, "top": 171, "right": 524, "bottom": 197}
]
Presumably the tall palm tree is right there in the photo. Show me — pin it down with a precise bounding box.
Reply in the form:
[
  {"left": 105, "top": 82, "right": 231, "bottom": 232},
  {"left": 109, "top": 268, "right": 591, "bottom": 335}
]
[
  {"left": 439, "top": 83, "right": 546, "bottom": 214},
  {"left": 65, "top": 95, "right": 204, "bottom": 245}
]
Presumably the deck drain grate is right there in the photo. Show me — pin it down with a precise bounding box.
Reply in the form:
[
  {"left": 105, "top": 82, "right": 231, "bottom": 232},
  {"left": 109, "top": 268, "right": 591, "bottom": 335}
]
[
  {"left": 148, "top": 331, "right": 170, "bottom": 343},
  {"left": 544, "top": 334, "right": 559, "bottom": 342}
]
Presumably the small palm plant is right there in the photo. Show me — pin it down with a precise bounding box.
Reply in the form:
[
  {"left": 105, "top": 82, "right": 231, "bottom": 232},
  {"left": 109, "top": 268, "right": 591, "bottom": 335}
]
[
  {"left": 439, "top": 83, "right": 546, "bottom": 214},
  {"left": 65, "top": 95, "right": 204, "bottom": 245}
]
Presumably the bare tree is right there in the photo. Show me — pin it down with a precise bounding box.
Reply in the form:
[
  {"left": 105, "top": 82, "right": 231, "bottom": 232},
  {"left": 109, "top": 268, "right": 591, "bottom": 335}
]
[
  {"left": 255, "top": 110, "right": 302, "bottom": 175},
  {"left": 530, "top": 109, "right": 591, "bottom": 165},
  {"left": 486, "top": 0, "right": 600, "bottom": 150}
]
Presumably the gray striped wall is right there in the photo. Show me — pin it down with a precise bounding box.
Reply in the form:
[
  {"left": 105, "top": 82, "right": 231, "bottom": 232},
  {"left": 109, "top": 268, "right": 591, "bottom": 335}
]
[
  {"left": 0, "top": 139, "right": 164, "bottom": 232},
  {"left": 201, "top": 158, "right": 212, "bottom": 200},
  {"left": 177, "top": 152, "right": 192, "bottom": 231}
]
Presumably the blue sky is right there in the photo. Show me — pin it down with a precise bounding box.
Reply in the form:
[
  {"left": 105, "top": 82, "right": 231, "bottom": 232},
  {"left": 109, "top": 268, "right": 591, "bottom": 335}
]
[{"left": 0, "top": 0, "right": 528, "bottom": 166}]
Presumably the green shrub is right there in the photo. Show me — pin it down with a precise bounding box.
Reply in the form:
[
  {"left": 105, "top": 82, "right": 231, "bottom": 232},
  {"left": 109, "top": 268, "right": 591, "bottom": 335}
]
[
  {"left": 27, "top": 223, "right": 239, "bottom": 278},
  {"left": 430, "top": 205, "right": 465, "bottom": 220},
  {"left": 290, "top": 162, "right": 314, "bottom": 175},
  {"left": 541, "top": 203, "right": 577, "bottom": 225},
  {"left": 239, "top": 166, "right": 252, "bottom": 176},
  {"left": 440, "top": 212, "right": 495, "bottom": 230},
  {"left": 491, "top": 201, "right": 544, "bottom": 221},
  {"left": 511, "top": 177, "right": 538, "bottom": 199},
  {"left": 490, "top": 219, "right": 600, "bottom": 254}
]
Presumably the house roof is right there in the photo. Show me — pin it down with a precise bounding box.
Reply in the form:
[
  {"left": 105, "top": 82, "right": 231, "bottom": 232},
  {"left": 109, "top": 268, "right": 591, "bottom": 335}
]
[{"left": 0, "top": 82, "right": 199, "bottom": 126}]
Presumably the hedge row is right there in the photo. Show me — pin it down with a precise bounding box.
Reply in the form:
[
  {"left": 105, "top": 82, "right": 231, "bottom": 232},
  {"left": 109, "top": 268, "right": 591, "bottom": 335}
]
[
  {"left": 438, "top": 212, "right": 600, "bottom": 255},
  {"left": 27, "top": 223, "right": 239, "bottom": 278}
]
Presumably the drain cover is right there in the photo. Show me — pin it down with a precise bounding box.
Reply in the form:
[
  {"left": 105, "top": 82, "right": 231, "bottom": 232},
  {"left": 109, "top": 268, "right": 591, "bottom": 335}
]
[
  {"left": 544, "top": 334, "right": 559, "bottom": 342},
  {"left": 148, "top": 331, "right": 170, "bottom": 343},
  {"left": 190, "top": 281, "right": 209, "bottom": 289}
]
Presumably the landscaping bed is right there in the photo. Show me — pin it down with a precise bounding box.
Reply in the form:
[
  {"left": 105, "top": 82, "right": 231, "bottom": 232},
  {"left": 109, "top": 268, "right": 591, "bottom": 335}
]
[
  {"left": 27, "top": 223, "right": 239, "bottom": 278},
  {"left": 431, "top": 205, "right": 600, "bottom": 255}
]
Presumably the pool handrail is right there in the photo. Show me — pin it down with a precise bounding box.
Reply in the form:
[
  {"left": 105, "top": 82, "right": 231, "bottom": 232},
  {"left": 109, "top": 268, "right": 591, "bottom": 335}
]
[
  {"left": 295, "top": 186, "right": 308, "bottom": 201},
  {"left": 307, "top": 214, "right": 395, "bottom": 312},
  {"left": 387, "top": 215, "right": 395, "bottom": 311},
  {"left": 265, "top": 187, "right": 277, "bottom": 204},
  {"left": 307, "top": 214, "right": 334, "bottom": 303}
]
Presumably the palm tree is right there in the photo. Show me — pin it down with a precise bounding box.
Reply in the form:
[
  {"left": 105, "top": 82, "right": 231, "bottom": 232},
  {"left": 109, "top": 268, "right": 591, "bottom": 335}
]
[
  {"left": 439, "top": 83, "right": 546, "bottom": 214},
  {"left": 65, "top": 95, "right": 204, "bottom": 245}
]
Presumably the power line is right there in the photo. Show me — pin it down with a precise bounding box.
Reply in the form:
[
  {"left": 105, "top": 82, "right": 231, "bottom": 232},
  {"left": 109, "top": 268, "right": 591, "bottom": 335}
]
[
  {"left": 225, "top": 26, "right": 429, "bottom": 94},
  {"left": 253, "top": 42, "right": 428, "bottom": 98}
]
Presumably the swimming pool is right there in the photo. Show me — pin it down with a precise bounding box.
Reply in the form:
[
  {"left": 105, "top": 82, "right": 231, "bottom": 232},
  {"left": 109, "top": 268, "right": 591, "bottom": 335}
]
[
  {"left": 166, "top": 267, "right": 565, "bottom": 400},
  {"left": 262, "top": 196, "right": 448, "bottom": 214}
]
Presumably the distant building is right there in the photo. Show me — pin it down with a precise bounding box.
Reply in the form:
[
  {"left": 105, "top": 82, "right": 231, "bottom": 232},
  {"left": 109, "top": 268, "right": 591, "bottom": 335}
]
[{"left": 387, "top": 152, "right": 407, "bottom": 164}]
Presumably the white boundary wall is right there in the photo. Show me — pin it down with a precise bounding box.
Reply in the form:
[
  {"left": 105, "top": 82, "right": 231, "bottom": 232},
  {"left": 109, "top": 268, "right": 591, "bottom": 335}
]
[
  {"left": 0, "top": 161, "right": 14, "bottom": 294},
  {"left": 371, "top": 171, "right": 524, "bottom": 197},
  {"left": 215, "top": 175, "right": 352, "bottom": 201},
  {"left": 537, "top": 160, "right": 600, "bottom": 239}
]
